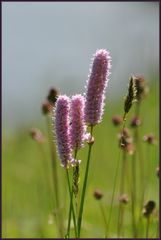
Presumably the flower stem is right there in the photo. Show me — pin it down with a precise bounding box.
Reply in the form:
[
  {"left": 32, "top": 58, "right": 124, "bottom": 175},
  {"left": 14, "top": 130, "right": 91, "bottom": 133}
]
[
  {"left": 46, "top": 115, "right": 59, "bottom": 208},
  {"left": 99, "top": 202, "right": 108, "bottom": 237},
  {"left": 131, "top": 148, "right": 137, "bottom": 237},
  {"left": 106, "top": 114, "right": 126, "bottom": 237},
  {"left": 46, "top": 114, "right": 64, "bottom": 237},
  {"left": 146, "top": 216, "right": 150, "bottom": 238},
  {"left": 117, "top": 150, "right": 127, "bottom": 237},
  {"left": 134, "top": 102, "right": 145, "bottom": 236},
  {"left": 66, "top": 150, "right": 78, "bottom": 238},
  {"left": 66, "top": 169, "right": 77, "bottom": 238},
  {"left": 77, "top": 126, "right": 93, "bottom": 238}
]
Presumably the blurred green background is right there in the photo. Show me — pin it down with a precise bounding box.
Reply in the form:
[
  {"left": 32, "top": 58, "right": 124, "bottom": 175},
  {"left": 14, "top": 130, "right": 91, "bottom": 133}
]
[
  {"left": 2, "top": 2, "right": 159, "bottom": 238},
  {"left": 2, "top": 80, "right": 159, "bottom": 238}
]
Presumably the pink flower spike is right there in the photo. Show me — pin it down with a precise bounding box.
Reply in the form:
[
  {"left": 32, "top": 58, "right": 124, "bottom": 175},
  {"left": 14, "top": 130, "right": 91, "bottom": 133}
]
[
  {"left": 85, "top": 49, "right": 112, "bottom": 126},
  {"left": 54, "top": 95, "right": 73, "bottom": 168},
  {"left": 70, "top": 94, "right": 86, "bottom": 150}
]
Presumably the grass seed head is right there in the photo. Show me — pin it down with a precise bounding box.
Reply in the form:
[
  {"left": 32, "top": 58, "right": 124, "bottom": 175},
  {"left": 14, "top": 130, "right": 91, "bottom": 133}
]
[
  {"left": 142, "top": 200, "right": 156, "bottom": 217},
  {"left": 134, "top": 75, "right": 148, "bottom": 101},
  {"left": 124, "top": 76, "right": 137, "bottom": 115}
]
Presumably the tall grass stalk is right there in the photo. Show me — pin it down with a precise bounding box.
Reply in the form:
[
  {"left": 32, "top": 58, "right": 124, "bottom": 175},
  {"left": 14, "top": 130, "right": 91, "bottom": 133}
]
[
  {"left": 99, "top": 202, "right": 108, "bottom": 237},
  {"left": 77, "top": 126, "right": 93, "bottom": 238},
  {"left": 46, "top": 115, "right": 59, "bottom": 209},
  {"left": 38, "top": 144, "right": 54, "bottom": 211},
  {"left": 106, "top": 114, "right": 126, "bottom": 237},
  {"left": 146, "top": 216, "right": 150, "bottom": 238},
  {"left": 46, "top": 114, "right": 64, "bottom": 237},
  {"left": 130, "top": 103, "right": 143, "bottom": 237},
  {"left": 134, "top": 102, "right": 146, "bottom": 236},
  {"left": 131, "top": 147, "right": 137, "bottom": 237},
  {"left": 117, "top": 150, "right": 127, "bottom": 237}
]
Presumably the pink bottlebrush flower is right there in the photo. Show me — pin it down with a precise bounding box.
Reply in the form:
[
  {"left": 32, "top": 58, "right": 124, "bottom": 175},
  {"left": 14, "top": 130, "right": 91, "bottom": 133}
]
[
  {"left": 70, "top": 94, "right": 86, "bottom": 150},
  {"left": 54, "top": 95, "right": 73, "bottom": 168},
  {"left": 85, "top": 49, "right": 112, "bottom": 126}
]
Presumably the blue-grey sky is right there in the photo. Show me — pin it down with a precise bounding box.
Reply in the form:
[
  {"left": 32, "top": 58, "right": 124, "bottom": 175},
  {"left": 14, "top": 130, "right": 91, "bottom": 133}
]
[{"left": 2, "top": 2, "right": 159, "bottom": 131}]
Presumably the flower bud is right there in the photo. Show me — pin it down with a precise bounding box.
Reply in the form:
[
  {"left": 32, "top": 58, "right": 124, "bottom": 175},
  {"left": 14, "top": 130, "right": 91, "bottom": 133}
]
[
  {"left": 112, "top": 115, "right": 123, "bottom": 126},
  {"left": 93, "top": 189, "right": 103, "bottom": 200}
]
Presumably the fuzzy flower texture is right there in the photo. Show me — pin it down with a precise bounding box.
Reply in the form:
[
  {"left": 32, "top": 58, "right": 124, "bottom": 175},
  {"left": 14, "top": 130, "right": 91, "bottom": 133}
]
[
  {"left": 54, "top": 49, "right": 111, "bottom": 167},
  {"left": 54, "top": 95, "right": 73, "bottom": 168},
  {"left": 85, "top": 49, "right": 111, "bottom": 126},
  {"left": 70, "top": 94, "right": 86, "bottom": 151}
]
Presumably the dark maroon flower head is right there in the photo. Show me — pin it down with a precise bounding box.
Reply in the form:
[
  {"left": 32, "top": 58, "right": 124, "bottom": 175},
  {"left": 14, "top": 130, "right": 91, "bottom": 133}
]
[
  {"left": 143, "top": 134, "right": 157, "bottom": 145},
  {"left": 30, "top": 128, "right": 45, "bottom": 143},
  {"left": 47, "top": 87, "right": 59, "bottom": 105},
  {"left": 130, "top": 116, "right": 141, "bottom": 127},
  {"left": 112, "top": 115, "right": 123, "bottom": 126},
  {"left": 142, "top": 200, "right": 156, "bottom": 217},
  {"left": 93, "top": 189, "right": 103, "bottom": 200}
]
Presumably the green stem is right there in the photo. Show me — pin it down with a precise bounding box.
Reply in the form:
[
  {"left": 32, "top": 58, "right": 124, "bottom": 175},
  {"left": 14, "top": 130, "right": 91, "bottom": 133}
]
[
  {"left": 38, "top": 144, "right": 54, "bottom": 211},
  {"left": 66, "top": 169, "right": 77, "bottom": 238},
  {"left": 46, "top": 115, "right": 59, "bottom": 208},
  {"left": 46, "top": 115, "right": 64, "bottom": 237},
  {"left": 146, "top": 216, "right": 150, "bottom": 238},
  {"left": 133, "top": 102, "right": 145, "bottom": 237},
  {"left": 117, "top": 150, "right": 127, "bottom": 237},
  {"left": 130, "top": 104, "right": 140, "bottom": 237},
  {"left": 99, "top": 202, "right": 108, "bottom": 237},
  {"left": 66, "top": 150, "right": 78, "bottom": 238},
  {"left": 156, "top": 218, "right": 159, "bottom": 238},
  {"left": 77, "top": 126, "right": 93, "bottom": 238},
  {"left": 106, "top": 114, "right": 126, "bottom": 237},
  {"left": 131, "top": 148, "right": 137, "bottom": 237}
]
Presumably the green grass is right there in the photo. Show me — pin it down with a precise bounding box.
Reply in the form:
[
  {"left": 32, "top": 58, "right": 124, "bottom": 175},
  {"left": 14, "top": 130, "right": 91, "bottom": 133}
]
[{"left": 2, "top": 81, "right": 159, "bottom": 238}]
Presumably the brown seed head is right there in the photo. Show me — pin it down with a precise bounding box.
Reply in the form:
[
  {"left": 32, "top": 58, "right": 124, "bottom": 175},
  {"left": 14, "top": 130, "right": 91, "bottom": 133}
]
[
  {"left": 47, "top": 87, "right": 59, "bottom": 105},
  {"left": 143, "top": 134, "right": 157, "bottom": 145},
  {"left": 134, "top": 75, "right": 148, "bottom": 101},
  {"left": 93, "top": 189, "right": 103, "bottom": 200},
  {"left": 118, "top": 128, "right": 132, "bottom": 148},
  {"left": 42, "top": 100, "right": 53, "bottom": 115},
  {"left": 125, "top": 143, "right": 135, "bottom": 155},
  {"left": 29, "top": 128, "right": 45, "bottom": 143},
  {"left": 112, "top": 115, "right": 123, "bottom": 126},
  {"left": 130, "top": 116, "right": 141, "bottom": 127},
  {"left": 119, "top": 194, "right": 129, "bottom": 204},
  {"left": 142, "top": 200, "right": 156, "bottom": 217}
]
